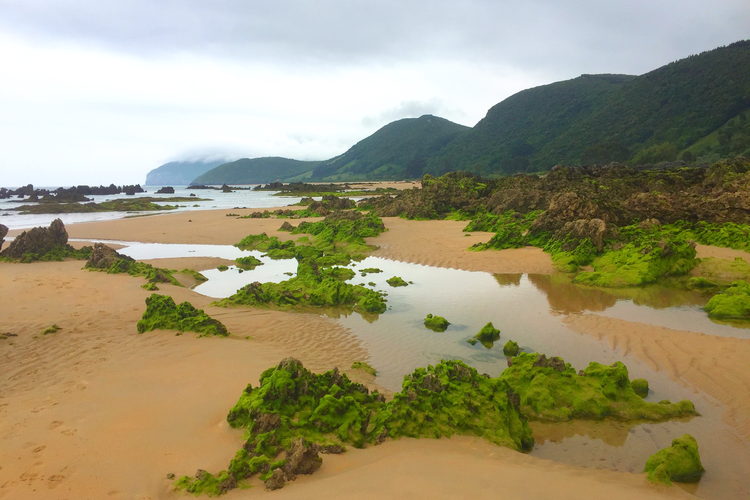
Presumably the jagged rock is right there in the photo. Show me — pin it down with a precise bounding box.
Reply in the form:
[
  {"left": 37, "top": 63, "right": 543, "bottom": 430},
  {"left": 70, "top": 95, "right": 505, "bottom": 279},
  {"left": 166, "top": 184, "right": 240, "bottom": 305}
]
[
  {"left": 85, "top": 243, "right": 131, "bottom": 269},
  {"left": 278, "top": 221, "right": 295, "bottom": 232},
  {"left": 0, "top": 223, "right": 7, "bottom": 251},
  {"left": 532, "top": 354, "right": 566, "bottom": 372},
  {"left": 282, "top": 438, "right": 322, "bottom": 479},
  {"left": 558, "top": 218, "right": 607, "bottom": 251},
  {"left": 1, "top": 218, "right": 69, "bottom": 258},
  {"left": 252, "top": 413, "right": 281, "bottom": 434},
  {"left": 264, "top": 468, "right": 286, "bottom": 490},
  {"left": 155, "top": 186, "right": 175, "bottom": 194}
]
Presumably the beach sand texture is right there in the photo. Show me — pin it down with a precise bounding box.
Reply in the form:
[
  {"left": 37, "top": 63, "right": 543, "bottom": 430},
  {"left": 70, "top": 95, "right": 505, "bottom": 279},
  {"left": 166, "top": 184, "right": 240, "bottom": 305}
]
[{"left": 2, "top": 208, "right": 747, "bottom": 499}]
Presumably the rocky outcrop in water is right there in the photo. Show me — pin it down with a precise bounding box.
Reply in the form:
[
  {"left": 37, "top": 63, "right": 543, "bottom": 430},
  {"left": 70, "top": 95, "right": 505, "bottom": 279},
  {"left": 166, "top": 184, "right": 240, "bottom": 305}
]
[
  {"left": 156, "top": 186, "right": 175, "bottom": 194},
  {"left": 1, "top": 218, "right": 69, "bottom": 259}
]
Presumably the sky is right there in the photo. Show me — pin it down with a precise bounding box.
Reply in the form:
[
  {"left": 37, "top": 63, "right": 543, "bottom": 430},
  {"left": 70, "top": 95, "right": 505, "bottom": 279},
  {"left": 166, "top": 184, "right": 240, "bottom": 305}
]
[{"left": 0, "top": 1, "right": 748, "bottom": 186}]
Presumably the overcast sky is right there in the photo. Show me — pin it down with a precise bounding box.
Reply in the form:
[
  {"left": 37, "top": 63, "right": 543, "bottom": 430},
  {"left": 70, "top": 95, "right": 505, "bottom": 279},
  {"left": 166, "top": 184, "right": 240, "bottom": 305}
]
[{"left": 1, "top": 0, "right": 748, "bottom": 186}]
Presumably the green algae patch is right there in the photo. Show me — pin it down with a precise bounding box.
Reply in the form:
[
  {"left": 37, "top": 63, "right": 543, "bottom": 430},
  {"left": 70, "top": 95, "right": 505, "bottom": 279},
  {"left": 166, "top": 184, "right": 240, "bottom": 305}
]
[
  {"left": 359, "top": 267, "right": 382, "bottom": 275},
  {"left": 176, "top": 358, "right": 533, "bottom": 495},
  {"left": 424, "top": 314, "right": 450, "bottom": 332},
  {"left": 379, "top": 360, "right": 534, "bottom": 452},
  {"left": 704, "top": 280, "right": 750, "bottom": 321},
  {"left": 468, "top": 211, "right": 542, "bottom": 250},
  {"left": 499, "top": 353, "right": 697, "bottom": 422},
  {"left": 235, "top": 233, "right": 296, "bottom": 259},
  {"left": 137, "top": 294, "right": 228, "bottom": 336},
  {"left": 141, "top": 282, "right": 159, "bottom": 291},
  {"left": 573, "top": 238, "right": 697, "bottom": 287},
  {"left": 351, "top": 361, "right": 377, "bottom": 376},
  {"left": 41, "top": 324, "right": 61, "bottom": 335},
  {"left": 218, "top": 259, "right": 386, "bottom": 316},
  {"left": 291, "top": 211, "right": 385, "bottom": 259},
  {"left": 631, "top": 378, "right": 649, "bottom": 398},
  {"left": 503, "top": 340, "right": 520, "bottom": 357},
  {"left": 386, "top": 276, "right": 408, "bottom": 287},
  {"left": 644, "top": 434, "right": 704, "bottom": 484},
  {"left": 217, "top": 265, "right": 229, "bottom": 272},
  {"left": 691, "top": 222, "right": 750, "bottom": 252},
  {"left": 236, "top": 256, "right": 263, "bottom": 270},
  {"left": 85, "top": 244, "right": 182, "bottom": 286},
  {"left": 471, "top": 322, "right": 501, "bottom": 348}
]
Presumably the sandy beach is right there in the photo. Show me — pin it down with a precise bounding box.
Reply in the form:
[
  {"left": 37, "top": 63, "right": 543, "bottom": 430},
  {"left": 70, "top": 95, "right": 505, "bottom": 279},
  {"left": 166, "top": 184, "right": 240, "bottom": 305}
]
[{"left": 2, "top": 206, "right": 748, "bottom": 499}]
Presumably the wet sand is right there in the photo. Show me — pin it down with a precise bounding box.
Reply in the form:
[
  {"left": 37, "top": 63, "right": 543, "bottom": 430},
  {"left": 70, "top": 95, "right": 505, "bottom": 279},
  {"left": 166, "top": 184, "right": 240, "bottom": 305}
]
[{"left": 3, "top": 210, "right": 747, "bottom": 499}]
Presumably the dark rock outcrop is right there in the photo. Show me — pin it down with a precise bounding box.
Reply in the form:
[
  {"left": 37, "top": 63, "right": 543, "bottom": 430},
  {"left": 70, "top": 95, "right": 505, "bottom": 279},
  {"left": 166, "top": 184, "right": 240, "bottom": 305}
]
[
  {"left": 1, "top": 218, "right": 69, "bottom": 258},
  {"left": 0, "top": 223, "right": 7, "bottom": 251},
  {"left": 85, "top": 243, "right": 131, "bottom": 269},
  {"left": 156, "top": 186, "right": 175, "bottom": 194}
]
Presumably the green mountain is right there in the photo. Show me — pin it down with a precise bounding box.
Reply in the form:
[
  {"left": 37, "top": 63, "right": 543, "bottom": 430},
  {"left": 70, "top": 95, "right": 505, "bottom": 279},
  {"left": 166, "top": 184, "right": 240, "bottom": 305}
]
[
  {"left": 309, "top": 115, "right": 470, "bottom": 181},
  {"left": 429, "top": 40, "right": 750, "bottom": 175},
  {"left": 192, "top": 157, "right": 320, "bottom": 185},
  {"left": 145, "top": 160, "right": 226, "bottom": 185}
]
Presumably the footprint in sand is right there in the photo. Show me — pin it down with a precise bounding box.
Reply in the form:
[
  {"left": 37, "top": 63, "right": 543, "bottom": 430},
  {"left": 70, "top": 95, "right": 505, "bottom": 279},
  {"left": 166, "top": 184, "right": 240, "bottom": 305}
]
[
  {"left": 32, "top": 445, "right": 46, "bottom": 454},
  {"left": 46, "top": 474, "right": 65, "bottom": 489},
  {"left": 48, "top": 420, "right": 63, "bottom": 430}
]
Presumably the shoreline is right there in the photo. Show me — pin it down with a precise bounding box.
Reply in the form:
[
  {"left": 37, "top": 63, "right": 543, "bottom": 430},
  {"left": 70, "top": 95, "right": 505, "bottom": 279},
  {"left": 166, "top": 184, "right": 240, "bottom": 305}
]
[{"left": 2, "top": 207, "right": 748, "bottom": 498}]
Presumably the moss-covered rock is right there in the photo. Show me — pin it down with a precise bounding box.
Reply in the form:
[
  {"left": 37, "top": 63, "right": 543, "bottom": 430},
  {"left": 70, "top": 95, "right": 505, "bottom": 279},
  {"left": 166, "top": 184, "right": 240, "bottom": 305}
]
[
  {"left": 359, "top": 267, "right": 382, "bottom": 276},
  {"left": 704, "top": 280, "right": 750, "bottom": 321},
  {"left": 0, "top": 219, "right": 92, "bottom": 262},
  {"left": 424, "top": 314, "right": 450, "bottom": 332},
  {"left": 85, "top": 243, "right": 181, "bottom": 286},
  {"left": 136, "top": 294, "right": 228, "bottom": 336},
  {"left": 499, "top": 353, "right": 696, "bottom": 422},
  {"left": 631, "top": 378, "right": 649, "bottom": 398},
  {"left": 351, "top": 361, "right": 377, "bottom": 376},
  {"left": 503, "top": 340, "right": 520, "bottom": 356},
  {"left": 644, "top": 434, "right": 705, "bottom": 484},
  {"left": 218, "top": 256, "right": 386, "bottom": 316},
  {"left": 41, "top": 324, "right": 61, "bottom": 335},
  {"left": 386, "top": 276, "right": 408, "bottom": 287},
  {"left": 177, "top": 358, "right": 533, "bottom": 495},
  {"left": 217, "top": 265, "right": 229, "bottom": 272},
  {"left": 471, "top": 322, "right": 501, "bottom": 348}
]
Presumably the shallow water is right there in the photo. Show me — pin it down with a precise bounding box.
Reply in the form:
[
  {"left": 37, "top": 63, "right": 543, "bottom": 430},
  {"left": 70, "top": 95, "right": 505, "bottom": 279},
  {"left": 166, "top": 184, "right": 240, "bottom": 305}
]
[
  {"left": 114, "top": 243, "right": 750, "bottom": 499},
  {"left": 0, "top": 185, "right": 305, "bottom": 229}
]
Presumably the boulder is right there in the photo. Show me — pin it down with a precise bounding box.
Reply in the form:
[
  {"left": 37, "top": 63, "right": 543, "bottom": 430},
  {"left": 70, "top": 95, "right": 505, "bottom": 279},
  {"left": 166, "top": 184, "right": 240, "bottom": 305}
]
[
  {"left": 0, "top": 223, "right": 7, "bottom": 251},
  {"left": 1, "top": 218, "right": 69, "bottom": 258},
  {"left": 155, "top": 186, "right": 175, "bottom": 194},
  {"left": 282, "top": 438, "right": 322, "bottom": 479},
  {"left": 557, "top": 218, "right": 607, "bottom": 251},
  {"left": 85, "top": 243, "right": 131, "bottom": 269}
]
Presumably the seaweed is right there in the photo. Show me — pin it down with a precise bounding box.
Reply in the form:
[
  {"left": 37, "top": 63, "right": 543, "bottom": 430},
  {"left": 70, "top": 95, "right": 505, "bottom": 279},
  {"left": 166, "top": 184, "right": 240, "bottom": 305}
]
[
  {"left": 386, "top": 276, "right": 408, "bottom": 287},
  {"left": 704, "top": 280, "right": 750, "bottom": 321},
  {"left": 499, "top": 353, "right": 696, "bottom": 422},
  {"left": 503, "top": 340, "right": 520, "bottom": 356},
  {"left": 291, "top": 211, "right": 385, "bottom": 259},
  {"left": 41, "top": 324, "right": 61, "bottom": 335},
  {"left": 217, "top": 265, "right": 229, "bottom": 272},
  {"left": 351, "top": 361, "right": 377, "bottom": 376},
  {"left": 470, "top": 322, "right": 501, "bottom": 348},
  {"left": 631, "top": 378, "right": 649, "bottom": 398},
  {"left": 359, "top": 267, "right": 382, "bottom": 275},
  {"left": 644, "top": 434, "right": 704, "bottom": 484},
  {"left": 217, "top": 257, "right": 386, "bottom": 315},
  {"left": 136, "top": 294, "right": 228, "bottom": 336},
  {"left": 176, "top": 358, "right": 532, "bottom": 495},
  {"left": 424, "top": 314, "right": 450, "bottom": 332}
]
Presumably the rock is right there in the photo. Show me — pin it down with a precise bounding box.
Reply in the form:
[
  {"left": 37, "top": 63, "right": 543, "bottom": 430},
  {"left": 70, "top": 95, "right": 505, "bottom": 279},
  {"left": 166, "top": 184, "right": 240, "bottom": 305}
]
[
  {"left": 282, "top": 438, "right": 322, "bottom": 479},
  {"left": 278, "top": 221, "right": 295, "bottom": 232},
  {"left": 155, "top": 186, "right": 175, "bottom": 194},
  {"left": 557, "top": 218, "right": 607, "bottom": 251},
  {"left": 532, "top": 354, "right": 566, "bottom": 372},
  {"left": 264, "top": 468, "right": 286, "bottom": 490},
  {"left": 644, "top": 434, "right": 704, "bottom": 484},
  {"left": 1, "top": 218, "right": 69, "bottom": 258},
  {"left": 85, "top": 243, "right": 131, "bottom": 269},
  {"left": 0, "top": 223, "right": 7, "bottom": 251},
  {"left": 252, "top": 412, "right": 281, "bottom": 434}
]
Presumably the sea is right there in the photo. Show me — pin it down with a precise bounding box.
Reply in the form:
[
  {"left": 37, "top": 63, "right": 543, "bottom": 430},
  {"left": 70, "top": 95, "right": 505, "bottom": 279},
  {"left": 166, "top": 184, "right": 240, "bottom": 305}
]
[{"left": 0, "top": 185, "right": 304, "bottom": 230}]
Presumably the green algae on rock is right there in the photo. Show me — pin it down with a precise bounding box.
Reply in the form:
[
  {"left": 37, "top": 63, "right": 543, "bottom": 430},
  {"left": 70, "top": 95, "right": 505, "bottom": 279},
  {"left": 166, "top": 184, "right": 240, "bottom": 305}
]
[
  {"left": 176, "top": 358, "right": 532, "bottom": 495},
  {"left": 136, "top": 294, "right": 228, "bottom": 336},
  {"left": 470, "top": 322, "right": 501, "bottom": 348},
  {"left": 85, "top": 243, "right": 182, "bottom": 286},
  {"left": 503, "top": 340, "right": 520, "bottom": 357},
  {"left": 386, "top": 276, "right": 409, "bottom": 287},
  {"left": 424, "top": 314, "right": 450, "bottom": 332},
  {"left": 41, "top": 324, "right": 61, "bottom": 335},
  {"left": 235, "top": 255, "right": 263, "bottom": 270},
  {"left": 644, "top": 434, "right": 705, "bottom": 484},
  {"left": 704, "top": 280, "right": 750, "bottom": 321},
  {"left": 351, "top": 361, "right": 377, "bottom": 376},
  {"left": 499, "top": 353, "right": 696, "bottom": 422},
  {"left": 631, "top": 378, "right": 650, "bottom": 398}
]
